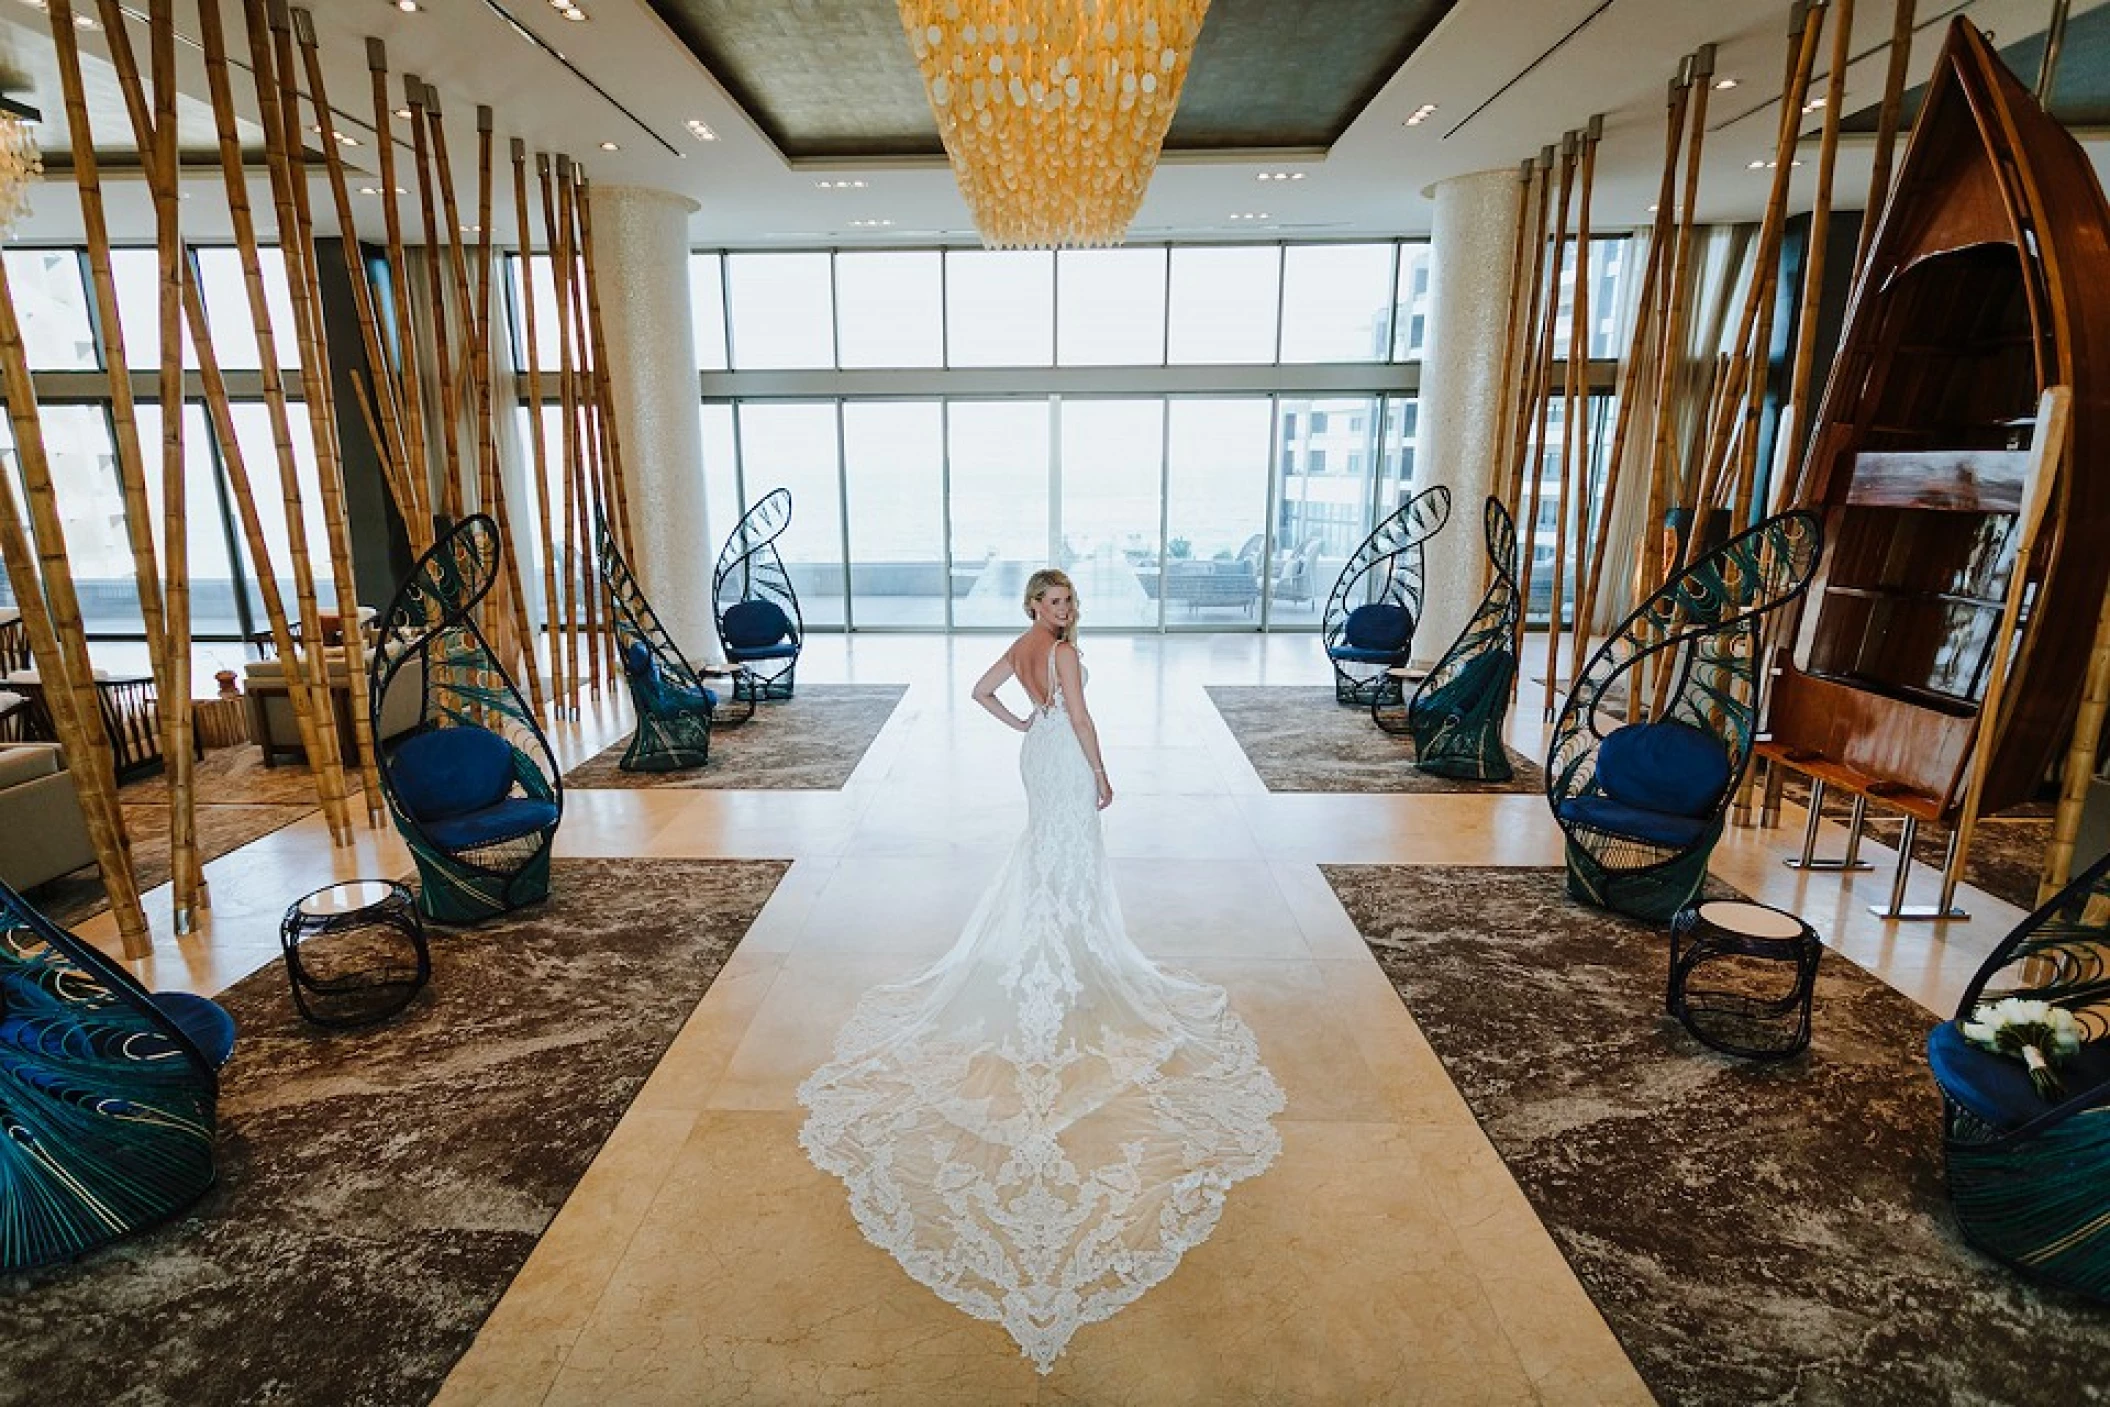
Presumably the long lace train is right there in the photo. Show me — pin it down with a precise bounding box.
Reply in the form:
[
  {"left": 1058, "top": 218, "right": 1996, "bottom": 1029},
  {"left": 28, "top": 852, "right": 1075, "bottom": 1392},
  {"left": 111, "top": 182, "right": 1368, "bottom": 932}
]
[{"left": 796, "top": 669, "right": 1284, "bottom": 1372}]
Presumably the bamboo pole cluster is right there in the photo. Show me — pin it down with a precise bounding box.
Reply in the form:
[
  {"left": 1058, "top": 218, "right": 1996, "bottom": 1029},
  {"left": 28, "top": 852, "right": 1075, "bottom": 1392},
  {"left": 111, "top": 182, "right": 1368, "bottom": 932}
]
[{"left": 2, "top": 0, "right": 657, "bottom": 951}]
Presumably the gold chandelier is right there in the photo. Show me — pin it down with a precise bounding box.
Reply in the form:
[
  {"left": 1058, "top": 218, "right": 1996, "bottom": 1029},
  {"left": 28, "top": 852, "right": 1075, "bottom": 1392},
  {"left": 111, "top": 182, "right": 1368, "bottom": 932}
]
[{"left": 900, "top": 0, "right": 1210, "bottom": 249}]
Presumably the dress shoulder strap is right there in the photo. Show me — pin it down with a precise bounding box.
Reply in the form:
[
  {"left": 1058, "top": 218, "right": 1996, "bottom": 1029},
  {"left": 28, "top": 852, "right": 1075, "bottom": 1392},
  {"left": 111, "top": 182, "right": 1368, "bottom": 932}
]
[{"left": 1047, "top": 643, "right": 1061, "bottom": 697}]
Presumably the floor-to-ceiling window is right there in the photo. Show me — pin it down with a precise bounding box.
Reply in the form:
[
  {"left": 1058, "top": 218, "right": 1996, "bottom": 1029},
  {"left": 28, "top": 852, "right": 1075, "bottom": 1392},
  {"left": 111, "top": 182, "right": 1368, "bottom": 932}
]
[
  {"left": 503, "top": 237, "right": 1628, "bottom": 632},
  {"left": 0, "top": 246, "right": 327, "bottom": 660}
]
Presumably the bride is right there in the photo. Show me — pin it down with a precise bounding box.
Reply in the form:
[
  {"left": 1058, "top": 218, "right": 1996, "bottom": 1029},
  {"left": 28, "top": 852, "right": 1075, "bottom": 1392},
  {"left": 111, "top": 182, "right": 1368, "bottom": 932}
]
[{"left": 797, "top": 568, "right": 1285, "bottom": 1373}]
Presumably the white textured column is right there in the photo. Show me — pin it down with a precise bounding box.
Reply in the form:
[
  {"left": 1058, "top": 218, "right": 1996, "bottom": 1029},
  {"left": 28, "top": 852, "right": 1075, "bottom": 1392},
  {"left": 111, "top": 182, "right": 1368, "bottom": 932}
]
[
  {"left": 1411, "top": 169, "right": 1523, "bottom": 669},
  {"left": 587, "top": 184, "right": 723, "bottom": 664}
]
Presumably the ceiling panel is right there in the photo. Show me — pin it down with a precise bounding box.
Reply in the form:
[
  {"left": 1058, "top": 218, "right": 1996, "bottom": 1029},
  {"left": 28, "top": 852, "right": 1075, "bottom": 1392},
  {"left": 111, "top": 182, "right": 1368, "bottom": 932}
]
[{"left": 645, "top": 0, "right": 1457, "bottom": 159}]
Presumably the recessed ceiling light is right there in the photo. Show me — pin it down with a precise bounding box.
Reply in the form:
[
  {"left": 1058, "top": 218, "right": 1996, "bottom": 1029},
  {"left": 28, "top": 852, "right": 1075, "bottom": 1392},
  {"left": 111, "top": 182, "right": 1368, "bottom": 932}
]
[
  {"left": 848, "top": 218, "right": 893, "bottom": 228},
  {"left": 1227, "top": 212, "right": 1271, "bottom": 221},
  {"left": 394, "top": 0, "right": 419, "bottom": 12},
  {"left": 1748, "top": 159, "right": 1767, "bottom": 170},
  {"left": 1646, "top": 204, "right": 1659, "bottom": 213},
  {"left": 1714, "top": 77, "right": 1739, "bottom": 91},
  {"left": 461, "top": 224, "right": 482, "bottom": 235},
  {"left": 393, "top": 106, "right": 412, "bottom": 120},
  {"left": 685, "top": 119, "right": 717, "bottom": 142},
  {"left": 815, "top": 179, "right": 870, "bottom": 190},
  {"left": 560, "top": 5, "right": 586, "bottom": 19},
  {"left": 599, "top": 141, "right": 619, "bottom": 151}
]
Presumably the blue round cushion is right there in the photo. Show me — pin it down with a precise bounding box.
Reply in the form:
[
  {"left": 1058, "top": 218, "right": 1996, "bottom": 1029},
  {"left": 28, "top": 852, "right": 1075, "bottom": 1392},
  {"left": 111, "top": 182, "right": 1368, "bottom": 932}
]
[
  {"left": 622, "top": 640, "right": 657, "bottom": 681},
  {"left": 151, "top": 990, "right": 236, "bottom": 1069},
  {"left": 1342, "top": 603, "right": 1412, "bottom": 653},
  {"left": 723, "top": 600, "right": 792, "bottom": 651},
  {"left": 1594, "top": 721, "right": 1732, "bottom": 819},
  {"left": 390, "top": 726, "right": 517, "bottom": 821}
]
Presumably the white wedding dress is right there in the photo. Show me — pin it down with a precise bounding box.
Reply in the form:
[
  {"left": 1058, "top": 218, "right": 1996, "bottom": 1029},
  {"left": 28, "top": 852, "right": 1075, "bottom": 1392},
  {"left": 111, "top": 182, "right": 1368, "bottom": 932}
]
[{"left": 797, "top": 648, "right": 1285, "bottom": 1372}]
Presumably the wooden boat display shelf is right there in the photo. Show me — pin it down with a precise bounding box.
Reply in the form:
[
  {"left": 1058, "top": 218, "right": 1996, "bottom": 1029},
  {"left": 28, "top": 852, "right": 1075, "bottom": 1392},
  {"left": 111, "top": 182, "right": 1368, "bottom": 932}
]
[{"left": 1759, "top": 19, "right": 2110, "bottom": 900}]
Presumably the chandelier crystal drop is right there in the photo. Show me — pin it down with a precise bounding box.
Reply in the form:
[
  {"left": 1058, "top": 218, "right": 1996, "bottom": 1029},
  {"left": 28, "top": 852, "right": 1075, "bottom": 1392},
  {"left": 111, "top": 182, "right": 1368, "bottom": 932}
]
[
  {"left": 899, "top": 0, "right": 1209, "bottom": 249},
  {"left": 0, "top": 113, "right": 41, "bottom": 237}
]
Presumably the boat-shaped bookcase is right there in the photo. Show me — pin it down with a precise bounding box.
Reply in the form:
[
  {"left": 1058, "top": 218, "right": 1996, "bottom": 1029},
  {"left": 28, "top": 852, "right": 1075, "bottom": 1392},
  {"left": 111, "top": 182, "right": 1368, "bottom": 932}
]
[{"left": 1764, "top": 18, "right": 2110, "bottom": 831}]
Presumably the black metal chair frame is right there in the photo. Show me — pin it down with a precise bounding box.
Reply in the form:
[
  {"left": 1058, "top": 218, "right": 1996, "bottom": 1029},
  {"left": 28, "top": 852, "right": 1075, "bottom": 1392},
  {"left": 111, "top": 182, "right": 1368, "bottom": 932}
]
[
  {"left": 0, "top": 878, "right": 223, "bottom": 1270},
  {"left": 1546, "top": 510, "right": 1825, "bottom": 922},
  {"left": 1321, "top": 485, "right": 1452, "bottom": 705},
  {"left": 370, "top": 514, "right": 564, "bottom": 924},
  {"left": 712, "top": 488, "right": 803, "bottom": 702},
  {"left": 601, "top": 516, "right": 753, "bottom": 772},
  {"left": 1932, "top": 850, "right": 2110, "bottom": 1301},
  {"left": 1374, "top": 495, "right": 1521, "bottom": 781}
]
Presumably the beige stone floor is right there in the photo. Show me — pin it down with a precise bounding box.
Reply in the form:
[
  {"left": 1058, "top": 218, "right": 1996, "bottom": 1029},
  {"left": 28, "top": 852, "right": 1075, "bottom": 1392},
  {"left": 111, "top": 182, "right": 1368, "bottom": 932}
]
[{"left": 72, "top": 631, "right": 2032, "bottom": 1405}]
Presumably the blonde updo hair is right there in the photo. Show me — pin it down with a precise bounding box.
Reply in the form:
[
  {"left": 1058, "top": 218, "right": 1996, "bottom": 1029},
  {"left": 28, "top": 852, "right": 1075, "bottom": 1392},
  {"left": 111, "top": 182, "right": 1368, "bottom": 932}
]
[{"left": 1023, "top": 568, "right": 1079, "bottom": 641}]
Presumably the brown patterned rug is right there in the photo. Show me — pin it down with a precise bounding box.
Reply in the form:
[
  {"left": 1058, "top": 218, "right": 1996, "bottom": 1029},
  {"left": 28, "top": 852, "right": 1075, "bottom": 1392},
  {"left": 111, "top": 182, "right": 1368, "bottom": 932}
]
[
  {"left": 0, "top": 856, "right": 787, "bottom": 1407},
  {"left": 564, "top": 684, "right": 907, "bottom": 790},
  {"left": 27, "top": 746, "right": 358, "bottom": 929},
  {"left": 1324, "top": 864, "right": 2110, "bottom": 1406},
  {"left": 1771, "top": 772, "right": 2054, "bottom": 914},
  {"left": 1204, "top": 686, "right": 1542, "bottom": 794}
]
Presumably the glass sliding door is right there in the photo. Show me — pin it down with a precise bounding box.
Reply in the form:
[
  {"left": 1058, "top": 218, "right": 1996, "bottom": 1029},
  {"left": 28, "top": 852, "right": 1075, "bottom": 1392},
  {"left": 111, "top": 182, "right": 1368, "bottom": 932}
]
[
  {"left": 1270, "top": 395, "right": 1382, "bottom": 623},
  {"left": 843, "top": 401, "right": 946, "bottom": 625},
  {"left": 948, "top": 398, "right": 1050, "bottom": 626},
  {"left": 736, "top": 402, "right": 847, "bottom": 626},
  {"left": 1164, "top": 399, "right": 1272, "bottom": 628},
  {"left": 1057, "top": 398, "right": 1163, "bottom": 628}
]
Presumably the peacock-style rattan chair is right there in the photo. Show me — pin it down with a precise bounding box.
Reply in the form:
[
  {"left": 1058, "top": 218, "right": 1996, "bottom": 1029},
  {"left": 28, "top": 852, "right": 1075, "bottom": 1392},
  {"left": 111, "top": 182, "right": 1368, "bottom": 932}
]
[
  {"left": 1322, "top": 485, "right": 1451, "bottom": 706},
  {"left": 1374, "top": 495, "right": 1520, "bottom": 781},
  {"left": 0, "top": 878, "right": 234, "bottom": 1271},
  {"left": 712, "top": 488, "right": 803, "bottom": 702},
  {"left": 1546, "top": 510, "right": 1823, "bottom": 923},
  {"left": 1927, "top": 850, "right": 2110, "bottom": 1302},
  {"left": 600, "top": 516, "right": 753, "bottom": 773},
  {"left": 371, "top": 514, "right": 563, "bottom": 924}
]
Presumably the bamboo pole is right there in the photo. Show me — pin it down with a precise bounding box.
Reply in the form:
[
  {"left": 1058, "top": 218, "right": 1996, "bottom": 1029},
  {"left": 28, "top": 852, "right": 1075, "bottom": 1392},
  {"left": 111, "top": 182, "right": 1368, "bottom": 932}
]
[
  {"left": 1502, "top": 149, "right": 1555, "bottom": 523},
  {"left": 1727, "top": 1, "right": 1828, "bottom": 523},
  {"left": 553, "top": 155, "right": 605, "bottom": 698},
  {"left": 1543, "top": 116, "right": 1600, "bottom": 720},
  {"left": 1515, "top": 132, "right": 1577, "bottom": 696},
  {"left": 1856, "top": 0, "right": 1917, "bottom": 273},
  {"left": 536, "top": 152, "right": 581, "bottom": 713},
  {"left": 566, "top": 163, "right": 617, "bottom": 692},
  {"left": 514, "top": 138, "right": 565, "bottom": 717},
  {"left": 406, "top": 75, "right": 466, "bottom": 522},
  {"left": 462, "top": 103, "right": 543, "bottom": 714},
  {"left": 289, "top": 14, "right": 415, "bottom": 549},
  {"left": 1776, "top": 0, "right": 1854, "bottom": 517},
  {"left": 1570, "top": 74, "right": 1688, "bottom": 707},
  {"left": 100, "top": 0, "right": 205, "bottom": 923},
  {"left": 284, "top": 6, "right": 386, "bottom": 824},
  {"left": 46, "top": 0, "right": 173, "bottom": 842},
  {"left": 2044, "top": 553, "right": 2110, "bottom": 900},
  {"left": 1938, "top": 387, "right": 2069, "bottom": 917},
  {"left": 228, "top": 0, "right": 355, "bottom": 843},
  {"left": 0, "top": 249, "right": 150, "bottom": 954},
  {"left": 1639, "top": 44, "right": 1713, "bottom": 633},
  {"left": 575, "top": 173, "right": 636, "bottom": 563},
  {"left": 367, "top": 39, "right": 436, "bottom": 547},
  {"left": 1486, "top": 157, "right": 1537, "bottom": 591}
]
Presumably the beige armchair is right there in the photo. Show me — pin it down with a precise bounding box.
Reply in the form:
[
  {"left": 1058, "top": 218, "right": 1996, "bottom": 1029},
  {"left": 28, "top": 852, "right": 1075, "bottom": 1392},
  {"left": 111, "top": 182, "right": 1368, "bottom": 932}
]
[
  {"left": 0, "top": 742, "right": 95, "bottom": 892},
  {"left": 245, "top": 648, "right": 423, "bottom": 766}
]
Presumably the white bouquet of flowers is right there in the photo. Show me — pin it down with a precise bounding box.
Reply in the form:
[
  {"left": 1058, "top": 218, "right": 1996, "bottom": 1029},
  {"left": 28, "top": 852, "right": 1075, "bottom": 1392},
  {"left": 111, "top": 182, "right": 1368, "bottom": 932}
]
[{"left": 1962, "top": 998, "right": 2085, "bottom": 1101}]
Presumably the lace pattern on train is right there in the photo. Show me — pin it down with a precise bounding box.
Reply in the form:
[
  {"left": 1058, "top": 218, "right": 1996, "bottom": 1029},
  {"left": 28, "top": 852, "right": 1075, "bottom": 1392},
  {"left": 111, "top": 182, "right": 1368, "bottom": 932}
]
[{"left": 796, "top": 654, "right": 1284, "bottom": 1372}]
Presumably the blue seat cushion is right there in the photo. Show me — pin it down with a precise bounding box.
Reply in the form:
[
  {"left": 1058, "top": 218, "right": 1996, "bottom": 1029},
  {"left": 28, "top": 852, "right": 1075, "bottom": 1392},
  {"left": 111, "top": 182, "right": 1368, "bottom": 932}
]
[
  {"left": 1342, "top": 603, "right": 1413, "bottom": 654},
  {"left": 624, "top": 642, "right": 715, "bottom": 715},
  {"left": 1594, "top": 721, "right": 1731, "bottom": 818},
  {"left": 151, "top": 990, "right": 236, "bottom": 1068},
  {"left": 390, "top": 727, "right": 517, "bottom": 821},
  {"left": 723, "top": 600, "right": 794, "bottom": 651},
  {"left": 1557, "top": 793, "right": 1716, "bottom": 849},
  {"left": 1928, "top": 1019, "right": 2110, "bottom": 1131},
  {"left": 422, "top": 797, "right": 562, "bottom": 853}
]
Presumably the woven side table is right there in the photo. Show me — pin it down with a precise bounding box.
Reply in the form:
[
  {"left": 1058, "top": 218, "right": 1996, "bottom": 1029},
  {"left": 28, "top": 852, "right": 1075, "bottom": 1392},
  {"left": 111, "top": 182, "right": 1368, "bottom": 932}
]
[
  {"left": 279, "top": 880, "right": 431, "bottom": 1028},
  {"left": 1667, "top": 900, "right": 1822, "bottom": 1060}
]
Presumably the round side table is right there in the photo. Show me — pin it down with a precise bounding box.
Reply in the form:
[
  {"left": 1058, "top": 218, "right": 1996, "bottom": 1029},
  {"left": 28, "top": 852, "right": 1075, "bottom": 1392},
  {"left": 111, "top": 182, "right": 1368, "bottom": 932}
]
[
  {"left": 279, "top": 880, "right": 431, "bottom": 1028},
  {"left": 1667, "top": 900, "right": 1822, "bottom": 1060}
]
